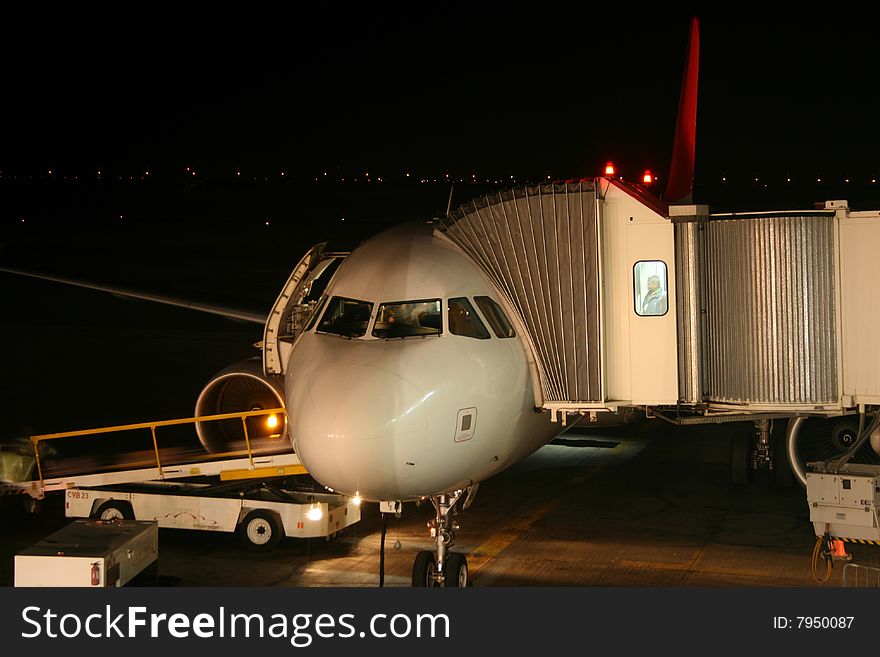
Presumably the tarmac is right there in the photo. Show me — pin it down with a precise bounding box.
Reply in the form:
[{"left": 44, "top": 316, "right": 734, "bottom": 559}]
[{"left": 3, "top": 419, "right": 877, "bottom": 587}]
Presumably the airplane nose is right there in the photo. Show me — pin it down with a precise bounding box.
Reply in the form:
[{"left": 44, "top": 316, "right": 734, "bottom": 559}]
[{"left": 291, "top": 363, "right": 428, "bottom": 499}]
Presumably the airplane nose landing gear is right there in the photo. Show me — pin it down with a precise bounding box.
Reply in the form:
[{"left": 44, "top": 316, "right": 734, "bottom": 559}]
[{"left": 412, "top": 491, "right": 469, "bottom": 587}]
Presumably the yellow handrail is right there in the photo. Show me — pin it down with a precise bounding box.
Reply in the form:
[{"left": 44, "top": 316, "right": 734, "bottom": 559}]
[{"left": 29, "top": 408, "right": 288, "bottom": 492}]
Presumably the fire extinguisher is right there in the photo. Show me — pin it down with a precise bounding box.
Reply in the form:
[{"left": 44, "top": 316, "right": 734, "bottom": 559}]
[{"left": 91, "top": 562, "right": 100, "bottom": 586}]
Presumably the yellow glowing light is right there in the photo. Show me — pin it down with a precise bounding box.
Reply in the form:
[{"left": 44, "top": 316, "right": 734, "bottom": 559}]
[
  {"left": 307, "top": 506, "right": 323, "bottom": 522},
  {"left": 352, "top": 495, "right": 362, "bottom": 507},
  {"left": 267, "top": 414, "right": 279, "bottom": 429}
]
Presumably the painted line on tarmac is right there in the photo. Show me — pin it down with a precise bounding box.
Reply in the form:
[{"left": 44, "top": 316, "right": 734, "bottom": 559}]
[{"left": 618, "top": 559, "right": 770, "bottom": 578}]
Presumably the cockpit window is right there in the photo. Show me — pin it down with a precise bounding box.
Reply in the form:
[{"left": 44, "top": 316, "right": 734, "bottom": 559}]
[
  {"left": 317, "top": 296, "right": 373, "bottom": 338},
  {"left": 448, "top": 297, "right": 490, "bottom": 339},
  {"left": 474, "top": 296, "right": 516, "bottom": 338},
  {"left": 372, "top": 299, "right": 442, "bottom": 339}
]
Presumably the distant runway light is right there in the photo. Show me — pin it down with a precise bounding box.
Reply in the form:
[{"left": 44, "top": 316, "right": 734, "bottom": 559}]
[
  {"left": 817, "top": 178, "right": 821, "bottom": 182},
  {"left": 145, "top": 171, "right": 149, "bottom": 176},
  {"left": 642, "top": 170, "right": 653, "bottom": 184},
  {"left": 787, "top": 178, "right": 791, "bottom": 182},
  {"left": 604, "top": 162, "right": 615, "bottom": 176},
  {"left": 265, "top": 221, "right": 270, "bottom": 226}
]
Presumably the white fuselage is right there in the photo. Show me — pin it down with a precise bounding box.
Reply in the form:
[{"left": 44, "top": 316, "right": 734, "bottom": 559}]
[{"left": 287, "top": 221, "right": 559, "bottom": 501}]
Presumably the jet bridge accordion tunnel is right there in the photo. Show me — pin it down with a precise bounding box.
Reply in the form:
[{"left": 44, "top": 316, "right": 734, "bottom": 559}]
[
  {"left": 440, "top": 182, "right": 601, "bottom": 406},
  {"left": 439, "top": 181, "right": 880, "bottom": 479}
]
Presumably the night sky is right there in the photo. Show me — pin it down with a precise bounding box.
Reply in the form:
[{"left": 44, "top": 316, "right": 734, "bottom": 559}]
[{"left": 2, "top": 6, "right": 880, "bottom": 193}]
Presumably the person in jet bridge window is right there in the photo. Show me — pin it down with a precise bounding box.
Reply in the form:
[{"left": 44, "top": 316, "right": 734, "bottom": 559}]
[{"left": 641, "top": 275, "right": 667, "bottom": 315}]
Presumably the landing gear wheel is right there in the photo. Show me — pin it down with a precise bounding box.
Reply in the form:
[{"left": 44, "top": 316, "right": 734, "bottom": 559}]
[
  {"left": 412, "top": 550, "right": 437, "bottom": 587},
  {"left": 239, "top": 510, "right": 282, "bottom": 552},
  {"left": 444, "top": 552, "right": 468, "bottom": 588},
  {"left": 93, "top": 500, "right": 134, "bottom": 520},
  {"left": 730, "top": 430, "right": 751, "bottom": 485}
]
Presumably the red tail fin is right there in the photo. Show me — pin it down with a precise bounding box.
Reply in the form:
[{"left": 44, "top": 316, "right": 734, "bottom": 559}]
[{"left": 664, "top": 17, "right": 700, "bottom": 204}]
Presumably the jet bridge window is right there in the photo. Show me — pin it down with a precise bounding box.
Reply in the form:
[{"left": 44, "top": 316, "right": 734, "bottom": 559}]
[
  {"left": 372, "top": 299, "right": 442, "bottom": 339},
  {"left": 448, "top": 297, "right": 490, "bottom": 339},
  {"left": 633, "top": 261, "right": 669, "bottom": 317},
  {"left": 474, "top": 296, "right": 515, "bottom": 338},
  {"left": 317, "top": 296, "right": 373, "bottom": 338}
]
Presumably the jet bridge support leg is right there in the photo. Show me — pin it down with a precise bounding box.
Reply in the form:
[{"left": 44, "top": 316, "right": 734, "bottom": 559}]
[{"left": 412, "top": 491, "right": 469, "bottom": 587}]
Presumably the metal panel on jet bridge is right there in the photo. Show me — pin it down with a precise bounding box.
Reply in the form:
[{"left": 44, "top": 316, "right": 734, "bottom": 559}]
[
  {"left": 674, "top": 221, "right": 706, "bottom": 403},
  {"left": 441, "top": 182, "right": 601, "bottom": 403},
  {"left": 704, "top": 214, "right": 839, "bottom": 405}
]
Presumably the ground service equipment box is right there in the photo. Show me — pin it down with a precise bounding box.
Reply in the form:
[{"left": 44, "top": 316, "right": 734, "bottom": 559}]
[{"left": 14, "top": 519, "right": 158, "bottom": 587}]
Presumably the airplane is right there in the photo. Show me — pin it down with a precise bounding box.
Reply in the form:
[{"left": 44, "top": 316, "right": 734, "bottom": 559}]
[
  {"left": 0, "top": 17, "right": 700, "bottom": 587},
  {"left": 7, "top": 17, "right": 872, "bottom": 586}
]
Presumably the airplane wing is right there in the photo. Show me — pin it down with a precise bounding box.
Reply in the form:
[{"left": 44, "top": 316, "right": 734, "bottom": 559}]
[{"left": 0, "top": 266, "right": 266, "bottom": 325}]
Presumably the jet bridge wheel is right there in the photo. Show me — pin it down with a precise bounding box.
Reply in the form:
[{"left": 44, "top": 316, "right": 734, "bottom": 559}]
[
  {"left": 730, "top": 429, "right": 751, "bottom": 485},
  {"left": 238, "top": 510, "right": 283, "bottom": 552}
]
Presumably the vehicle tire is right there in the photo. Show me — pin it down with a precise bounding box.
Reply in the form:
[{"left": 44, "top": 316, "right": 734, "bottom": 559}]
[
  {"left": 730, "top": 430, "right": 751, "bottom": 485},
  {"left": 444, "top": 552, "right": 468, "bottom": 588},
  {"left": 238, "top": 510, "right": 283, "bottom": 552},
  {"left": 93, "top": 500, "right": 134, "bottom": 520},
  {"left": 412, "top": 550, "right": 437, "bottom": 587}
]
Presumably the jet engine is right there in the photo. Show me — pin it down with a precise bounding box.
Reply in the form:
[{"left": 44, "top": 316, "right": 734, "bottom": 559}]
[{"left": 194, "top": 358, "right": 288, "bottom": 453}]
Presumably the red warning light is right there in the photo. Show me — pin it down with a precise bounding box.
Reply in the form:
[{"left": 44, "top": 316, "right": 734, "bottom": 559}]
[
  {"left": 604, "top": 162, "right": 615, "bottom": 176},
  {"left": 642, "top": 170, "right": 653, "bottom": 185}
]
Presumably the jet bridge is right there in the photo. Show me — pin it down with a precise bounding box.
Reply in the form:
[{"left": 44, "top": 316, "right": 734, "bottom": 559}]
[
  {"left": 439, "top": 178, "right": 679, "bottom": 418},
  {"left": 440, "top": 179, "right": 880, "bottom": 428}
]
